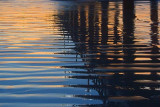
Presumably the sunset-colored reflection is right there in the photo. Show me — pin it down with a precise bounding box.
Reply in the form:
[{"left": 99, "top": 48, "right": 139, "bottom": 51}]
[
  {"left": 0, "top": 76, "right": 65, "bottom": 81},
  {"left": 0, "top": 1, "right": 73, "bottom": 104},
  {"left": 0, "top": 85, "right": 66, "bottom": 89},
  {"left": 1, "top": 0, "right": 160, "bottom": 106},
  {"left": 0, "top": 0, "right": 60, "bottom": 46},
  {"left": 135, "top": 2, "right": 152, "bottom": 44},
  {"left": 1, "top": 57, "right": 56, "bottom": 59},
  {"left": 0, "top": 0, "right": 67, "bottom": 72}
]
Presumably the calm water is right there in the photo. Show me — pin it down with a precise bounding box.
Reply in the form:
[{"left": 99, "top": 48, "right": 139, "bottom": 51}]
[{"left": 0, "top": 0, "right": 160, "bottom": 107}]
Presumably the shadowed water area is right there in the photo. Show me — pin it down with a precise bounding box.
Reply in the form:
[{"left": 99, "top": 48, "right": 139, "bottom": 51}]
[{"left": 0, "top": 0, "right": 160, "bottom": 107}]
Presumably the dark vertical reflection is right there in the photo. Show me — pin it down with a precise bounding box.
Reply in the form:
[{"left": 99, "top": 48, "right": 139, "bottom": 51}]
[
  {"left": 113, "top": 2, "right": 121, "bottom": 62},
  {"left": 80, "top": 6, "right": 87, "bottom": 43},
  {"left": 122, "top": 0, "right": 136, "bottom": 94},
  {"left": 87, "top": 3, "right": 96, "bottom": 69},
  {"left": 150, "top": 0, "right": 159, "bottom": 87},
  {"left": 99, "top": 1, "right": 109, "bottom": 67},
  {"left": 58, "top": 1, "right": 160, "bottom": 107},
  {"left": 150, "top": 0, "right": 159, "bottom": 62},
  {"left": 101, "top": 1, "right": 108, "bottom": 45},
  {"left": 72, "top": 8, "right": 79, "bottom": 43},
  {"left": 123, "top": 0, "right": 135, "bottom": 63},
  {"left": 97, "top": 2, "right": 109, "bottom": 105}
]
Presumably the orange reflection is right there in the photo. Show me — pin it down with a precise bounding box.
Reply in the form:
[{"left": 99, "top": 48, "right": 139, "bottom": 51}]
[{"left": 0, "top": 0, "right": 60, "bottom": 46}]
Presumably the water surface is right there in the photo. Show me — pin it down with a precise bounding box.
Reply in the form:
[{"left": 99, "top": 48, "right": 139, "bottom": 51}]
[{"left": 0, "top": 0, "right": 160, "bottom": 107}]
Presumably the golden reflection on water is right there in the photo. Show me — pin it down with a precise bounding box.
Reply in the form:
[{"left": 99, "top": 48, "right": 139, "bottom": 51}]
[
  {"left": 0, "top": 0, "right": 65, "bottom": 67},
  {"left": 0, "top": 0, "right": 59, "bottom": 45},
  {"left": 0, "top": 0, "right": 66, "bottom": 90},
  {"left": 0, "top": 76, "right": 65, "bottom": 80},
  {"left": 0, "top": 85, "right": 65, "bottom": 89},
  {"left": 0, "top": 0, "right": 160, "bottom": 106}
]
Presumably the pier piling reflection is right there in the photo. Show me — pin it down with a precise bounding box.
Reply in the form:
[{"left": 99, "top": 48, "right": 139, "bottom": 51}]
[
  {"left": 0, "top": 0, "right": 160, "bottom": 107},
  {"left": 60, "top": 0, "right": 160, "bottom": 106}
]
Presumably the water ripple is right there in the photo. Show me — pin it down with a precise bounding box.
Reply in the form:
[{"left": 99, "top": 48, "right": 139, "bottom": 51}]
[{"left": 0, "top": 0, "right": 160, "bottom": 107}]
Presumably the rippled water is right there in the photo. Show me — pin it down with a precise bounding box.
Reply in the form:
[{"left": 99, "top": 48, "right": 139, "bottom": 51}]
[{"left": 0, "top": 0, "right": 160, "bottom": 107}]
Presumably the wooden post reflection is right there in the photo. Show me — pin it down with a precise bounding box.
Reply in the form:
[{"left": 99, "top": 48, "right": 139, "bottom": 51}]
[
  {"left": 113, "top": 2, "right": 120, "bottom": 62},
  {"left": 123, "top": 0, "right": 135, "bottom": 63},
  {"left": 80, "top": 6, "right": 87, "bottom": 42},
  {"left": 150, "top": 0, "right": 159, "bottom": 62},
  {"left": 150, "top": 0, "right": 159, "bottom": 85},
  {"left": 99, "top": 1, "right": 109, "bottom": 68},
  {"left": 123, "top": 0, "right": 135, "bottom": 88},
  {"left": 101, "top": 1, "right": 109, "bottom": 45}
]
